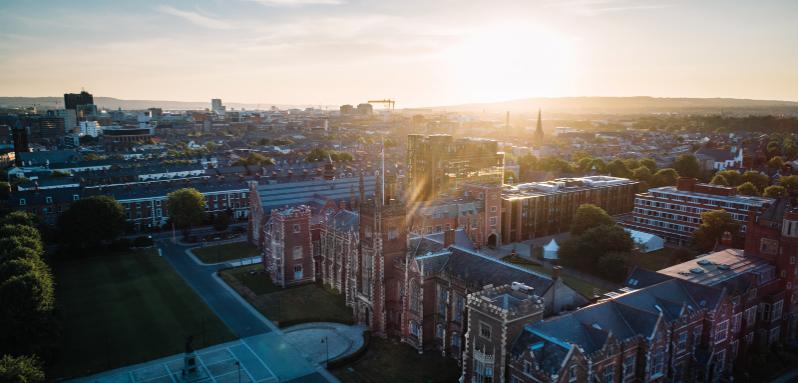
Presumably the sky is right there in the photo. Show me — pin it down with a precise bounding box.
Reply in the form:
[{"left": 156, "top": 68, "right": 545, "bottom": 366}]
[{"left": 1, "top": 0, "right": 797, "bottom": 107}]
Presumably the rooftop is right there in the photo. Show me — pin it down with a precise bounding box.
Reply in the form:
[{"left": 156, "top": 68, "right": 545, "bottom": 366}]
[
  {"left": 656, "top": 248, "right": 772, "bottom": 287},
  {"left": 503, "top": 176, "right": 636, "bottom": 199}
]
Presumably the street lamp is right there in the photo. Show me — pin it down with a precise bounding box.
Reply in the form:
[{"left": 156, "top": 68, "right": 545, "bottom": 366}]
[
  {"left": 321, "top": 336, "right": 329, "bottom": 367},
  {"left": 235, "top": 360, "right": 241, "bottom": 383}
]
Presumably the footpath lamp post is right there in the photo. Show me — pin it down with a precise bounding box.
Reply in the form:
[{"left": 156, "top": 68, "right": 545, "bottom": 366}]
[
  {"left": 235, "top": 360, "right": 241, "bottom": 383},
  {"left": 321, "top": 336, "right": 329, "bottom": 367}
]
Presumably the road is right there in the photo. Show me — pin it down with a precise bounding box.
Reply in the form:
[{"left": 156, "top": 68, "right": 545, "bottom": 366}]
[{"left": 156, "top": 238, "right": 335, "bottom": 382}]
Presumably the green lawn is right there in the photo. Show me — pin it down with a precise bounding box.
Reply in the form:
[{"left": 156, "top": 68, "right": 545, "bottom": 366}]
[
  {"left": 192, "top": 241, "right": 260, "bottom": 263},
  {"left": 628, "top": 247, "right": 677, "bottom": 271},
  {"left": 502, "top": 255, "right": 606, "bottom": 297},
  {"left": 221, "top": 264, "right": 353, "bottom": 326},
  {"left": 52, "top": 249, "right": 235, "bottom": 379},
  {"left": 332, "top": 337, "right": 461, "bottom": 383}
]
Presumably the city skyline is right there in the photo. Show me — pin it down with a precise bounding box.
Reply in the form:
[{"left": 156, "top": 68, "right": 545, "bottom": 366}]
[{"left": 2, "top": 0, "right": 798, "bottom": 107}]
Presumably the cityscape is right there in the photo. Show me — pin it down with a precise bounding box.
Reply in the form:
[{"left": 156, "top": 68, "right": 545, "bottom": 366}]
[{"left": 2, "top": 1, "right": 798, "bottom": 383}]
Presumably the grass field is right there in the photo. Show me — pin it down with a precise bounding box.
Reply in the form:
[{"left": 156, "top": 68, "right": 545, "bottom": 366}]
[
  {"left": 332, "top": 337, "right": 461, "bottom": 383},
  {"left": 221, "top": 264, "right": 353, "bottom": 326},
  {"left": 502, "top": 255, "right": 606, "bottom": 297},
  {"left": 192, "top": 241, "right": 260, "bottom": 263},
  {"left": 52, "top": 249, "right": 235, "bottom": 379}
]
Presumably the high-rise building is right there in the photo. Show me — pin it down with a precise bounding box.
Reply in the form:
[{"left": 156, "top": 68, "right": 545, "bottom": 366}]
[
  {"left": 339, "top": 104, "right": 354, "bottom": 115},
  {"left": 63, "top": 90, "right": 94, "bottom": 110},
  {"left": 356, "top": 103, "right": 373, "bottom": 115},
  {"left": 406, "top": 134, "right": 505, "bottom": 203},
  {"left": 211, "top": 98, "right": 225, "bottom": 115}
]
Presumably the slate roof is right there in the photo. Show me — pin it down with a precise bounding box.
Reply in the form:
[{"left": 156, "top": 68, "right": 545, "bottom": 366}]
[
  {"left": 256, "top": 176, "right": 376, "bottom": 211},
  {"left": 696, "top": 147, "right": 737, "bottom": 162},
  {"left": 514, "top": 278, "right": 724, "bottom": 368},
  {"left": 416, "top": 246, "right": 554, "bottom": 293}
]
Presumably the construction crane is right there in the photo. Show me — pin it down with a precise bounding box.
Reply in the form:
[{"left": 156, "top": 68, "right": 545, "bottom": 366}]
[{"left": 368, "top": 99, "right": 396, "bottom": 111}]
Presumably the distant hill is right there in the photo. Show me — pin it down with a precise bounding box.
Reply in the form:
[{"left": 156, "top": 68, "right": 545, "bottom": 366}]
[
  {"left": 431, "top": 96, "right": 798, "bottom": 116},
  {"left": 0, "top": 96, "right": 322, "bottom": 111}
]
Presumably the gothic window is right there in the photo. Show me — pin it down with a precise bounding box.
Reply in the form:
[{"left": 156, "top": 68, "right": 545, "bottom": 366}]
[
  {"left": 292, "top": 246, "right": 303, "bottom": 260},
  {"left": 602, "top": 363, "right": 614, "bottom": 383},
  {"left": 293, "top": 223, "right": 301, "bottom": 233},
  {"left": 435, "top": 323, "right": 444, "bottom": 338},
  {"left": 410, "top": 279, "right": 421, "bottom": 313},
  {"left": 651, "top": 347, "right": 664, "bottom": 377},
  {"left": 622, "top": 355, "right": 635, "bottom": 380},
  {"left": 480, "top": 322, "right": 491, "bottom": 340}
]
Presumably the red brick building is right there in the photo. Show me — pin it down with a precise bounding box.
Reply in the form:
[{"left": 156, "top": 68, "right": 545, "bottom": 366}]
[{"left": 262, "top": 205, "right": 315, "bottom": 287}]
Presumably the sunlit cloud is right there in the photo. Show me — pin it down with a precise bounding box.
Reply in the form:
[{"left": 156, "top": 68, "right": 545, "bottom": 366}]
[{"left": 154, "top": 5, "right": 235, "bottom": 30}]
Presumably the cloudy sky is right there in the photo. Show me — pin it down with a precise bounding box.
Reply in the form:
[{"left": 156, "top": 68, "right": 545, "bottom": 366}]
[{"left": 1, "top": 0, "right": 797, "bottom": 107}]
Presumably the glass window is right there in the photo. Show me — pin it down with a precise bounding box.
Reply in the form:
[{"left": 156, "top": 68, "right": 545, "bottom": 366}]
[{"left": 292, "top": 245, "right": 303, "bottom": 259}]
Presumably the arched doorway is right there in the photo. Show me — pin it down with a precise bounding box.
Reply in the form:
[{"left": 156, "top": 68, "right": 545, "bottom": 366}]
[{"left": 487, "top": 233, "right": 497, "bottom": 248}]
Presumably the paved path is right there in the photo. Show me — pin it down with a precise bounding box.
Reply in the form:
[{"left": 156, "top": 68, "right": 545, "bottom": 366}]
[
  {"left": 282, "top": 323, "right": 366, "bottom": 366},
  {"left": 155, "top": 239, "right": 337, "bottom": 382}
]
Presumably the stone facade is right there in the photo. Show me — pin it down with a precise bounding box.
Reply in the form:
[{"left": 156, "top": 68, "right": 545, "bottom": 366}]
[{"left": 262, "top": 205, "right": 315, "bottom": 287}]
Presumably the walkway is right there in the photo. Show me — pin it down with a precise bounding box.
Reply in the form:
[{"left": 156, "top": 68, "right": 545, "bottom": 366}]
[
  {"left": 75, "top": 237, "right": 338, "bottom": 383},
  {"left": 282, "top": 323, "right": 367, "bottom": 366}
]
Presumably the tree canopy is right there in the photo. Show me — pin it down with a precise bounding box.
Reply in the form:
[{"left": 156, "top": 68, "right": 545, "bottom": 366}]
[
  {"left": 559, "top": 225, "right": 634, "bottom": 282},
  {"left": 779, "top": 175, "right": 798, "bottom": 195},
  {"left": 167, "top": 188, "right": 207, "bottom": 236},
  {"left": 672, "top": 154, "right": 700, "bottom": 179},
  {"left": 710, "top": 174, "right": 728, "bottom": 186},
  {"left": 693, "top": 209, "right": 740, "bottom": 252},
  {"left": 716, "top": 170, "right": 742, "bottom": 186},
  {"left": 741, "top": 171, "right": 769, "bottom": 191},
  {"left": 737, "top": 182, "right": 759, "bottom": 196},
  {"left": 763, "top": 185, "right": 786, "bottom": 198},
  {"left": 57, "top": 196, "right": 126, "bottom": 250},
  {"left": 652, "top": 168, "right": 679, "bottom": 187},
  {"left": 570, "top": 204, "right": 615, "bottom": 235},
  {"left": 0, "top": 354, "right": 44, "bottom": 383}
]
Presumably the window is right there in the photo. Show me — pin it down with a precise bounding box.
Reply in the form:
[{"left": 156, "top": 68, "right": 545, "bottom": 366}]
[
  {"left": 19, "top": 198, "right": 26, "bottom": 206},
  {"left": 769, "top": 326, "right": 781, "bottom": 345},
  {"left": 292, "top": 245, "right": 303, "bottom": 259},
  {"left": 602, "top": 363, "right": 614, "bottom": 383},
  {"left": 45, "top": 196, "right": 52, "bottom": 204},
  {"left": 773, "top": 300, "right": 783, "bottom": 322},
  {"left": 73, "top": 194, "right": 80, "bottom": 201},
  {"left": 410, "top": 280, "right": 420, "bottom": 313},
  {"left": 293, "top": 264, "right": 303, "bottom": 280},
  {"left": 760, "top": 303, "right": 772, "bottom": 322},
  {"left": 745, "top": 332, "right": 754, "bottom": 345},
  {"left": 673, "top": 361, "right": 685, "bottom": 383},
  {"left": 410, "top": 321, "right": 420, "bottom": 337},
  {"left": 388, "top": 228, "right": 398, "bottom": 240},
  {"left": 454, "top": 295, "right": 464, "bottom": 323},
  {"left": 489, "top": 217, "right": 497, "bottom": 226},
  {"left": 731, "top": 312, "right": 742, "bottom": 334},
  {"left": 435, "top": 323, "right": 444, "bottom": 338},
  {"left": 714, "top": 320, "right": 728, "bottom": 344},
  {"left": 651, "top": 347, "right": 664, "bottom": 377},
  {"left": 745, "top": 306, "right": 757, "bottom": 328},
  {"left": 480, "top": 323, "right": 492, "bottom": 340},
  {"left": 490, "top": 206, "right": 497, "bottom": 213},
  {"left": 622, "top": 355, "right": 635, "bottom": 381},
  {"left": 569, "top": 365, "right": 577, "bottom": 382},
  {"left": 730, "top": 340, "right": 739, "bottom": 361},
  {"left": 439, "top": 288, "right": 448, "bottom": 315},
  {"left": 676, "top": 331, "right": 688, "bottom": 353},
  {"left": 451, "top": 332, "right": 460, "bottom": 348},
  {"left": 693, "top": 326, "right": 703, "bottom": 348},
  {"left": 714, "top": 349, "right": 726, "bottom": 375},
  {"left": 293, "top": 223, "right": 301, "bottom": 233}
]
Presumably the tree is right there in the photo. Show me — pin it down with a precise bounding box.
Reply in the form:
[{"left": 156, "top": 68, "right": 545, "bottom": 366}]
[
  {"left": 591, "top": 158, "right": 607, "bottom": 173},
  {"left": 607, "top": 159, "right": 632, "bottom": 178},
  {"left": 233, "top": 152, "right": 274, "bottom": 166},
  {"left": 763, "top": 185, "right": 786, "bottom": 198},
  {"left": 652, "top": 168, "right": 679, "bottom": 187},
  {"left": 306, "top": 148, "right": 331, "bottom": 162},
  {"left": 517, "top": 155, "right": 538, "bottom": 180},
  {"left": 559, "top": 225, "right": 634, "bottom": 270},
  {"left": 0, "top": 211, "right": 38, "bottom": 228},
  {"left": 640, "top": 158, "right": 657, "bottom": 172},
  {"left": 632, "top": 166, "right": 652, "bottom": 184},
  {"left": 167, "top": 188, "right": 206, "bottom": 237},
  {"left": 737, "top": 181, "right": 759, "bottom": 196},
  {"left": 672, "top": 154, "right": 700, "bottom": 178},
  {"left": 693, "top": 209, "right": 739, "bottom": 252},
  {"left": 716, "top": 170, "right": 742, "bottom": 186},
  {"left": 767, "top": 156, "right": 785, "bottom": 171},
  {"left": 741, "top": 171, "right": 769, "bottom": 191},
  {"left": 576, "top": 157, "right": 594, "bottom": 173},
  {"left": 570, "top": 204, "right": 615, "bottom": 235},
  {"left": 709, "top": 174, "right": 729, "bottom": 186},
  {"left": 57, "top": 196, "right": 126, "bottom": 250},
  {"left": 0, "top": 354, "right": 44, "bottom": 383},
  {"left": 779, "top": 175, "right": 798, "bottom": 195},
  {"left": 597, "top": 252, "right": 629, "bottom": 282}
]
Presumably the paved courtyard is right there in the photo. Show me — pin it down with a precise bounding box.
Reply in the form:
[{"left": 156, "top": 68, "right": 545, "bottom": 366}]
[{"left": 282, "top": 323, "right": 366, "bottom": 365}]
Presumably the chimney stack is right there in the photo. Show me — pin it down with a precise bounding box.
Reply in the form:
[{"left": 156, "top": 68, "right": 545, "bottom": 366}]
[
  {"left": 552, "top": 265, "right": 562, "bottom": 280},
  {"left": 443, "top": 229, "right": 456, "bottom": 248}
]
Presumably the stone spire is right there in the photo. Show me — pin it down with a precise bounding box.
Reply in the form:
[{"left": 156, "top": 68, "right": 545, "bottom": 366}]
[{"left": 534, "top": 108, "right": 544, "bottom": 143}]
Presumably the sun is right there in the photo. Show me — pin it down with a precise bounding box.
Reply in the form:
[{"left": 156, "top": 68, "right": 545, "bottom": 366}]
[{"left": 443, "top": 24, "right": 574, "bottom": 102}]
